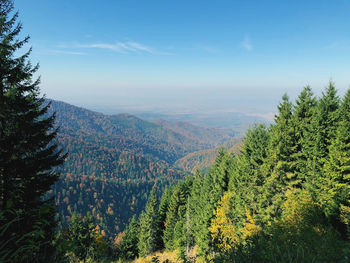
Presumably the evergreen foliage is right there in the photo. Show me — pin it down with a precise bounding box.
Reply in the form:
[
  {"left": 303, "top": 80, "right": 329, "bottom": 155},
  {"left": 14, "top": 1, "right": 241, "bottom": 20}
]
[
  {"left": 128, "top": 83, "right": 350, "bottom": 263},
  {"left": 119, "top": 215, "right": 140, "bottom": 260},
  {"left": 157, "top": 186, "right": 172, "bottom": 250},
  {"left": 163, "top": 179, "right": 192, "bottom": 254},
  {"left": 55, "top": 213, "right": 110, "bottom": 262},
  {"left": 138, "top": 189, "right": 160, "bottom": 257},
  {"left": 0, "top": 0, "right": 65, "bottom": 261}
]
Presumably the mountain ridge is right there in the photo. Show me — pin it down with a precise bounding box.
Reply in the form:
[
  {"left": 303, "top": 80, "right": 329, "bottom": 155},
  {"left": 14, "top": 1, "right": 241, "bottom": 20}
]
[{"left": 47, "top": 99, "right": 238, "bottom": 235}]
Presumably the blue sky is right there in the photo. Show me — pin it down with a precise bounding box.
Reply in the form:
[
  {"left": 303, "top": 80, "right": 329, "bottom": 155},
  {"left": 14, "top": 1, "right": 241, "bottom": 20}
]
[{"left": 15, "top": 0, "right": 350, "bottom": 116}]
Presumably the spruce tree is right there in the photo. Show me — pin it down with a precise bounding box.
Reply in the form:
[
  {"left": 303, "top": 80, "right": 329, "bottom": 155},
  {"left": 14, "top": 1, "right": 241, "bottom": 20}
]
[
  {"left": 195, "top": 150, "right": 234, "bottom": 257},
  {"left": 261, "top": 94, "right": 297, "bottom": 222},
  {"left": 0, "top": 0, "right": 65, "bottom": 261},
  {"left": 309, "top": 82, "right": 340, "bottom": 176},
  {"left": 322, "top": 88, "right": 350, "bottom": 223},
  {"left": 292, "top": 86, "right": 317, "bottom": 182},
  {"left": 64, "top": 213, "right": 96, "bottom": 261},
  {"left": 228, "top": 124, "right": 270, "bottom": 228},
  {"left": 187, "top": 171, "right": 205, "bottom": 250},
  {"left": 163, "top": 180, "right": 191, "bottom": 251},
  {"left": 119, "top": 215, "right": 139, "bottom": 260},
  {"left": 157, "top": 186, "right": 172, "bottom": 250},
  {"left": 138, "top": 189, "right": 160, "bottom": 257}
]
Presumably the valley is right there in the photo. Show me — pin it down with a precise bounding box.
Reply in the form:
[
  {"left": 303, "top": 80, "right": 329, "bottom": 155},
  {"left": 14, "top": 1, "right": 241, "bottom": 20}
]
[{"left": 47, "top": 99, "right": 241, "bottom": 235}]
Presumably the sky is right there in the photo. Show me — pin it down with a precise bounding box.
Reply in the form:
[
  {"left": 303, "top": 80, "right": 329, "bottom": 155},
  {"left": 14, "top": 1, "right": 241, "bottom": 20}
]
[{"left": 14, "top": 0, "right": 350, "bottom": 117}]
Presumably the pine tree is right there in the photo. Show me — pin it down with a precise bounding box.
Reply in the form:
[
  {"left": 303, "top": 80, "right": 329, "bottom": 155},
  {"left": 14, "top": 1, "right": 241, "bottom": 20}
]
[
  {"left": 292, "top": 86, "right": 317, "bottom": 182},
  {"left": 309, "top": 82, "right": 340, "bottom": 177},
  {"left": 227, "top": 124, "right": 270, "bottom": 232},
  {"left": 64, "top": 213, "right": 96, "bottom": 261},
  {"left": 322, "top": 89, "right": 350, "bottom": 224},
  {"left": 157, "top": 186, "right": 172, "bottom": 250},
  {"left": 138, "top": 189, "right": 160, "bottom": 257},
  {"left": 261, "top": 94, "right": 298, "bottom": 222},
  {"left": 163, "top": 181, "right": 190, "bottom": 251},
  {"left": 194, "top": 150, "right": 234, "bottom": 257},
  {"left": 0, "top": 0, "right": 65, "bottom": 261},
  {"left": 187, "top": 171, "right": 205, "bottom": 250},
  {"left": 119, "top": 215, "right": 139, "bottom": 260}
]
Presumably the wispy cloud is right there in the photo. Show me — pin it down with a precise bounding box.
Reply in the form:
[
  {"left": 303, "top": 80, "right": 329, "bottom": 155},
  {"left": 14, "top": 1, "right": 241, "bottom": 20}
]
[
  {"left": 35, "top": 49, "right": 87, "bottom": 56},
  {"left": 79, "top": 41, "right": 155, "bottom": 54},
  {"left": 240, "top": 35, "right": 253, "bottom": 51}
]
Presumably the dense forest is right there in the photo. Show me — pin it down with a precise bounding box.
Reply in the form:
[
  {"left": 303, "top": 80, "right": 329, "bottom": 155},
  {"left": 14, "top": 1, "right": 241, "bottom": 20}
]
[
  {"left": 115, "top": 84, "right": 350, "bottom": 262},
  {"left": 48, "top": 100, "right": 236, "bottom": 235},
  {"left": 174, "top": 138, "right": 242, "bottom": 173},
  {"left": 1, "top": 0, "right": 350, "bottom": 262}
]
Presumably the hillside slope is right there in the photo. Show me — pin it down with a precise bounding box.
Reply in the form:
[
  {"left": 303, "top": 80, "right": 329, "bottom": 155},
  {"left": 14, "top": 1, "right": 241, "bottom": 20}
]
[
  {"left": 48, "top": 99, "right": 237, "bottom": 235},
  {"left": 174, "top": 138, "right": 243, "bottom": 173}
]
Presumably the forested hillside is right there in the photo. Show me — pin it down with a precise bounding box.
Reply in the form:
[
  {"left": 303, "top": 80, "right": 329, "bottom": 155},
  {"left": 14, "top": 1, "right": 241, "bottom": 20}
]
[
  {"left": 48, "top": 100, "right": 236, "bottom": 235},
  {"left": 154, "top": 119, "right": 235, "bottom": 147},
  {"left": 116, "top": 84, "right": 350, "bottom": 263},
  {"left": 174, "top": 138, "right": 242, "bottom": 173}
]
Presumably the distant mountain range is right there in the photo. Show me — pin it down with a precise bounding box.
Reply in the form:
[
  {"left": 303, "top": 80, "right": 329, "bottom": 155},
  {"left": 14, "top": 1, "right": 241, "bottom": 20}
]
[{"left": 47, "top": 99, "right": 239, "bottom": 235}]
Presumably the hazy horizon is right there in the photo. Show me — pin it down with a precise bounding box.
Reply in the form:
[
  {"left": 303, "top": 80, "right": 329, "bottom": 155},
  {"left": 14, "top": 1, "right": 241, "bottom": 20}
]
[{"left": 14, "top": 0, "right": 350, "bottom": 122}]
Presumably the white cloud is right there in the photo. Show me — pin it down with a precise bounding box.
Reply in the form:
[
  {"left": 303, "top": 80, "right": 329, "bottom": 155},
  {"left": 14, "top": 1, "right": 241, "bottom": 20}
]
[
  {"left": 79, "top": 41, "right": 155, "bottom": 54},
  {"left": 241, "top": 35, "right": 253, "bottom": 51}
]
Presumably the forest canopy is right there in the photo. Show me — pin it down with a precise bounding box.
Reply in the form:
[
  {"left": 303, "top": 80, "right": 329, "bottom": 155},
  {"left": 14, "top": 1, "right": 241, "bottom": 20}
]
[{"left": 122, "top": 83, "right": 350, "bottom": 263}]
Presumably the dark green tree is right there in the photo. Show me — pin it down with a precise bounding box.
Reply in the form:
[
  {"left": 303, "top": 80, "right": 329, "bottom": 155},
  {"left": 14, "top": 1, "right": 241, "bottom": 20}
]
[
  {"left": 260, "top": 94, "right": 298, "bottom": 222},
  {"left": 292, "top": 86, "right": 317, "bottom": 182},
  {"left": 194, "top": 150, "right": 234, "bottom": 257},
  {"left": 138, "top": 189, "right": 160, "bottom": 257},
  {"left": 119, "top": 215, "right": 140, "bottom": 260},
  {"left": 163, "top": 180, "right": 191, "bottom": 251},
  {"left": 227, "top": 124, "right": 270, "bottom": 231},
  {"left": 56, "top": 213, "right": 98, "bottom": 261},
  {"left": 0, "top": 0, "right": 65, "bottom": 261},
  {"left": 308, "top": 82, "right": 340, "bottom": 179},
  {"left": 157, "top": 186, "right": 172, "bottom": 250},
  {"left": 322, "top": 88, "right": 350, "bottom": 225},
  {"left": 187, "top": 171, "right": 205, "bottom": 250}
]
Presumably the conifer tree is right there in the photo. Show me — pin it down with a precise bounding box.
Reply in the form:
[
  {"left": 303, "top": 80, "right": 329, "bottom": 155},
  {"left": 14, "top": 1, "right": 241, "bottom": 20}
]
[
  {"left": 309, "top": 82, "right": 340, "bottom": 176},
  {"left": 187, "top": 171, "right": 205, "bottom": 249},
  {"left": 157, "top": 186, "right": 172, "bottom": 250},
  {"left": 64, "top": 213, "right": 96, "bottom": 261},
  {"left": 194, "top": 150, "right": 234, "bottom": 257},
  {"left": 138, "top": 189, "right": 160, "bottom": 257},
  {"left": 163, "top": 181, "right": 190, "bottom": 251},
  {"left": 227, "top": 124, "right": 270, "bottom": 229},
  {"left": 261, "top": 94, "right": 297, "bottom": 221},
  {"left": 322, "top": 89, "right": 350, "bottom": 223},
  {"left": 292, "top": 86, "right": 317, "bottom": 182},
  {"left": 0, "top": 0, "right": 65, "bottom": 261},
  {"left": 119, "top": 215, "right": 139, "bottom": 260}
]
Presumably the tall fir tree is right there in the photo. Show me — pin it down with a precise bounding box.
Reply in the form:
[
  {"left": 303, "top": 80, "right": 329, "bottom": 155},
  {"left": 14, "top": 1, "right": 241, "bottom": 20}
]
[
  {"left": 291, "top": 86, "right": 317, "bottom": 182},
  {"left": 228, "top": 124, "right": 270, "bottom": 229},
  {"left": 138, "top": 189, "right": 160, "bottom": 257},
  {"left": 309, "top": 82, "right": 340, "bottom": 177},
  {"left": 187, "top": 171, "right": 205, "bottom": 250},
  {"left": 163, "top": 181, "right": 190, "bottom": 251},
  {"left": 322, "top": 88, "right": 350, "bottom": 228},
  {"left": 119, "top": 215, "right": 140, "bottom": 260},
  {"left": 157, "top": 186, "right": 172, "bottom": 250},
  {"left": 0, "top": 0, "right": 65, "bottom": 262},
  {"left": 261, "top": 94, "right": 298, "bottom": 222},
  {"left": 194, "top": 150, "right": 234, "bottom": 257},
  {"left": 62, "top": 213, "right": 96, "bottom": 261}
]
